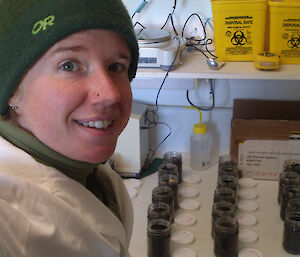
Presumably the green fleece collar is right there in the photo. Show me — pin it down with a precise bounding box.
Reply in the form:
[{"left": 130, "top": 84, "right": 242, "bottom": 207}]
[{"left": 0, "top": 119, "right": 99, "bottom": 185}]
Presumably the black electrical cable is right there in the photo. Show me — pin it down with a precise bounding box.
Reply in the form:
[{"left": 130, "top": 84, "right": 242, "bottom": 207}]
[
  {"left": 181, "top": 13, "right": 218, "bottom": 60},
  {"left": 189, "top": 44, "right": 209, "bottom": 59},
  {"left": 188, "top": 41, "right": 218, "bottom": 61},
  {"left": 204, "top": 39, "right": 217, "bottom": 58},
  {"left": 143, "top": 38, "right": 182, "bottom": 165},
  {"left": 144, "top": 116, "right": 172, "bottom": 168},
  {"left": 170, "top": 15, "right": 178, "bottom": 36},
  {"left": 131, "top": 12, "right": 137, "bottom": 19},
  {"left": 161, "top": 14, "right": 171, "bottom": 30},
  {"left": 181, "top": 13, "right": 207, "bottom": 42},
  {"left": 133, "top": 21, "right": 146, "bottom": 29},
  {"left": 186, "top": 79, "right": 215, "bottom": 111},
  {"left": 155, "top": 39, "right": 181, "bottom": 109},
  {"left": 161, "top": 0, "right": 178, "bottom": 35}
]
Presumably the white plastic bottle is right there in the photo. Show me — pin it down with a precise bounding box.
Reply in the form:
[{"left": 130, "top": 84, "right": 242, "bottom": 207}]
[{"left": 186, "top": 107, "right": 211, "bottom": 171}]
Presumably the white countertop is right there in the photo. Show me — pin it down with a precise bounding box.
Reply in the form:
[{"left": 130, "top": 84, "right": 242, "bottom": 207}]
[{"left": 128, "top": 163, "right": 297, "bottom": 257}]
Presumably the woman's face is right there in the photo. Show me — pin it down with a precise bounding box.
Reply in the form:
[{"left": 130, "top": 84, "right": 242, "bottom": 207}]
[{"left": 10, "top": 29, "right": 132, "bottom": 163}]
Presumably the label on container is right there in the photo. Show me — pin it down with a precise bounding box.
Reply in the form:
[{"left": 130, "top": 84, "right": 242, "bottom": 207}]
[
  {"left": 238, "top": 139, "right": 300, "bottom": 180},
  {"left": 270, "top": 6, "right": 300, "bottom": 63},
  {"left": 280, "top": 19, "right": 300, "bottom": 58},
  {"left": 224, "top": 16, "right": 254, "bottom": 56}
]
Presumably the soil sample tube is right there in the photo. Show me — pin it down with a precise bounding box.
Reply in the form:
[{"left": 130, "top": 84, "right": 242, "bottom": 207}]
[
  {"left": 283, "top": 159, "right": 300, "bottom": 174},
  {"left": 158, "top": 173, "right": 179, "bottom": 210},
  {"left": 152, "top": 185, "right": 175, "bottom": 223},
  {"left": 147, "top": 202, "right": 171, "bottom": 224},
  {"left": 147, "top": 219, "right": 171, "bottom": 257},
  {"left": 278, "top": 171, "right": 300, "bottom": 205},
  {"left": 158, "top": 162, "right": 179, "bottom": 180},
  {"left": 218, "top": 165, "right": 238, "bottom": 178},
  {"left": 283, "top": 211, "right": 300, "bottom": 254},
  {"left": 163, "top": 151, "right": 182, "bottom": 183},
  {"left": 285, "top": 198, "right": 300, "bottom": 218},
  {"left": 211, "top": 200, "right": 236, "bottom": 238},
  {"left": 214, "top": 216, "right": 239, "bottom": 257},
  {"left": 214, "top": 186, "right": 237, "bottom": 209},
  {"left": 280, "top": 185, "right": 300, "bottom": 221},
  {"left": 218, "top": 155, "right": 237, "bottom": 173},
  {"left": 217, "top": 175, "right": 238, "bottom": 197}
]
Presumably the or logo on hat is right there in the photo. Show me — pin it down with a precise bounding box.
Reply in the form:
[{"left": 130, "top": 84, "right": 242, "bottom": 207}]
[{"left": 32, "top": 15, "right": 55, "bottom": 35}]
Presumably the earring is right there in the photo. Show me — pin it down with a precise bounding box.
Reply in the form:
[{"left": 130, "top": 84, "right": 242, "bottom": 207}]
[{"left": 9, "top": 104, "right": 18, "bottom": 111}]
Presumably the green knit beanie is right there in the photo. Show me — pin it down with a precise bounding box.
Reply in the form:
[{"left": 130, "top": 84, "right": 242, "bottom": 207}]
[{"left": 0, "top": 0, "right": 138, "bottom": 115}]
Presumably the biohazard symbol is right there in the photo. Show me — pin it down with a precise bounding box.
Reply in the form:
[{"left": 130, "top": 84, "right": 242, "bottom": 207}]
[
  {"left": 287, "top": 34, "right": 300, "bottom": 49},
  {"left": 231, "top": 31, "right": 247, "bottom": 46}
]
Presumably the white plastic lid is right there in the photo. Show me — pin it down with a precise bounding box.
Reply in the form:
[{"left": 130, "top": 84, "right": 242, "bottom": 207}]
[
  {"left": 238, "top": 189, "right": 259, "bottom": 200},
  {"left": 171, "top": 230, "right": 195, "bottom": 245},
  {"left": 238, "top": 178, "right": 257, "bottom": 188},
  {"left": 239, "top": 229, "right": 258, "bottom": 244},
  {"left": 179, "top": 187, "right": 199, "bottom": 198},
  {"left": 238, "top": 200, "right": 259, "bottom": 212},
  {"left": 179, "top": 199, "right": 201, "bottom": 210},
  {"left": 239, "top": 248, "right": 263, "bottom": 257},
  {"left": 123, "top": 178, "right": 142, "bottom": 189},
  {"left": 126, "top": 188, "right": 138, "bottom": 199},
  {"left": 172, "top": 247, "right": 197, "bottom": 257},
  {"left": 182, "top": 172, "right": 202, "bottom": 184},
  {"left": 175, "top": 213, "right": 197, "bottom": 227},
  {"left": 237, "top": 213, "right": 258, "bottom": 227}
]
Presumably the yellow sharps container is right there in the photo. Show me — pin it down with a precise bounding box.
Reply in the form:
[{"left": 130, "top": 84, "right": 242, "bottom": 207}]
[
  {"left": 211, "top": 0, "right": 268, "bottom": 61},
  {"left": 269, "top": 0, "right": 300, "bottom": 64}
]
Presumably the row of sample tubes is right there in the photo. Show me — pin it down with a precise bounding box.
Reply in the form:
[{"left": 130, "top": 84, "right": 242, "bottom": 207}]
[
  {"left": 147, "top": 151, "right": 182, "bottom": 257},
  {"left": 277, "top": 159, "right": 300, "bottom": 255},
  {"left": 212, "top": 155, "right": 239, "bottom": 257}
]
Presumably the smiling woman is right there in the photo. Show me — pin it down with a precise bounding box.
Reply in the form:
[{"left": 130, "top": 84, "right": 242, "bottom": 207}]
[
  {"left": 10, "top": 30, "right": 133, "bottom": 164},
  {"left": 0, "top": 1, "right": 138, "bottom": 257}
]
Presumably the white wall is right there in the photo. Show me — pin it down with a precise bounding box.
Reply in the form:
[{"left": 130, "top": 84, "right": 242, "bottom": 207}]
[
  {"left": 131, "top": 79, "right": 300, "bottom": 162},
  {"left": 122, "top": 0, "right": 300, "bottom": 162},
  {"left": 122, "top": 0, "right": 213, "bottom": 35}
]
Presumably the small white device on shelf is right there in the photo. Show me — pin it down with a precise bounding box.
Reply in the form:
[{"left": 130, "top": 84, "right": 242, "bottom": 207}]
[{"left": 135, "top": 28, "right": 186, "bottom": 71}]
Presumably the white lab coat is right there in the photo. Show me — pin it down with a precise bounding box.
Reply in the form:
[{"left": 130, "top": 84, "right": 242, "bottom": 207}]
[{"left": 0, "top": 136, "right": 133, "bottom": 257}]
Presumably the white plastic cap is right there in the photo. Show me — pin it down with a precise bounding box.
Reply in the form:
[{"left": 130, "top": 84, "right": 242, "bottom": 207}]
[
  {"left": 238, "top": 189, "right": 259, "bottom": 200},
  {"left": 175, "top": 213, "right": 197, "bottom": 227},
  {"left": 237, "top": 213, "right": 258, "bottom": 227},
  {"left": 171, "top": 230, "right": 195, "bottom": 245},
  {"left": 172, "top": 247, "right": 197, "bottom": 257},
  {"left": 182, "top": 172, "right": 202, "bottom": 184},
  {"left": 238, "top": 178, "right": 257, "bottom": 188},
  {"left": 238, "top": 200, "right": 259, "bottom": 212},
  {"left": 239, "top": 248, "right": 263, "bottom": 257},
  {"left": 239, "top": 229, "right": 258, "bottom": 244},
  {"left": 123, "top": 178, "right": 142, "bottom": 189},
  {"left": 179, "top": 187, "right": 199, "bottom": 198},
  {"left": 179, "top": 199, "right": 201, "bottom": 210}
]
